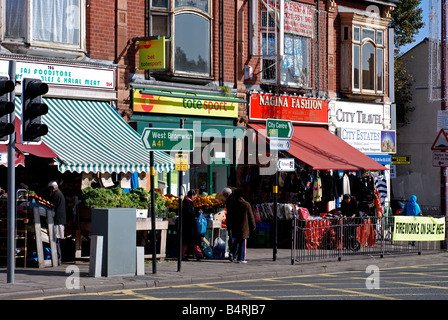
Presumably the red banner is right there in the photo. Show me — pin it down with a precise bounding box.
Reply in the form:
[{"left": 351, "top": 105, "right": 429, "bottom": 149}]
[{"left": 249, "top": 92, "right": 328, "bottom": 124}]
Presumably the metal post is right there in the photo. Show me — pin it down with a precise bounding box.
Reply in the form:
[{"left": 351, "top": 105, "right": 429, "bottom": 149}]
[
  {"left": 150, "top": 150, "right": 156, "bottom": 274},
  {"left": 273, "top": 156, "right": 278, "bottom": 261},
  {"left": 177, "top": 119, "right": 185, "bottom": 272},
  {"left": 7, "top": 60, "right": 16, "bottom": 284},
  {"left": 441, "top": 0, "right": 448, "bottom": 250}
]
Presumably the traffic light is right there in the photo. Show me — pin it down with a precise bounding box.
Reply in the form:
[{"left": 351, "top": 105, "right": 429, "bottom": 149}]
[
  {"left": 21, "top": 78, "right": 48, "bottom": 143},
  {"left": 0, "top": 76, "right": 15, "bottom": 144}
]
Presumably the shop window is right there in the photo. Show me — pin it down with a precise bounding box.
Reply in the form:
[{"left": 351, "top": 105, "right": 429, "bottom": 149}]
[
  {"left": 150, "top": 0, "right": 211, "bottom": 78},
  {"left": 340, "top": 12, "right": 387, "bottom": 98},
  {"left": 3, "top": 0, "right": 85, "bottom": 56},
  {"left": 260, "top": 5, "right": 312, "bottom": 88}
]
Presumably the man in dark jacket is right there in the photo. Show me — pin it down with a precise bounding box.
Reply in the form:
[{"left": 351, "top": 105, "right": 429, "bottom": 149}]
[
  {"left": 340, "top": 194, "right": 358, "bottom": 218},
  {"left": 229, "top": 189, "right": 256, "bottom": 263},
  {"left": 48, "top": 181, "right": 66, "bottom": 264}
]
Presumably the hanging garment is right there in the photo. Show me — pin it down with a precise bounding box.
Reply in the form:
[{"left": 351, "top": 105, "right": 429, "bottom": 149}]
[
  {"left": 313, "top": 174, "right": 322, "bottom": 202},
  {"left": 374, "top": 174, "right": 388, "bottom": 205},
  {"left": 342, "top": 173, "right": 350, "bottom": 195}
]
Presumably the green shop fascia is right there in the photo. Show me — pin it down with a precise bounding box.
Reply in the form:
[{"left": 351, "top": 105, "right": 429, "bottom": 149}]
[{"left": 130, "top": 86, "right": 246, "bottom": 196}]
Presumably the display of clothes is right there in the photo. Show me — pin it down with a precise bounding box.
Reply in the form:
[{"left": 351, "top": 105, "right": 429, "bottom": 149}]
[{"left": 243, "top": 165, "right": 387, "bottom": 217}]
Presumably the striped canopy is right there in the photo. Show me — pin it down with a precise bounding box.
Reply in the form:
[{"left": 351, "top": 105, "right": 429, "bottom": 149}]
[{"left": 15, "top": 97, "right": 175, "bottom": 174}]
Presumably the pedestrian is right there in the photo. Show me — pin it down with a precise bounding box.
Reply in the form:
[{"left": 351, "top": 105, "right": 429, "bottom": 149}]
[
  {"left": 181, "top": 189, "right": 203, "bottom": 260},
  {"left": 229, "top": 189, "right": 255, "bottom": 263},
  {"left": 402, "top": 195, "right": 422, "bottom": 216},
  {"left": 222, "top": 187, "right": 235, "bottom": 260},
  {"left": 48, "top": 181, "right": 66, "bottom": 265},
  {"left": 340, "top": 194, "right": 358, "bottom": 218},
  {"left": 402, "top": 195, "right": 422, "bottom": 246}
]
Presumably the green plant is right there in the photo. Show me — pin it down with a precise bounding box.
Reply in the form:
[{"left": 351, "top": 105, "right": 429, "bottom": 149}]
[{"left": 81, "top": 187, "right": 167, "bottom": 218}]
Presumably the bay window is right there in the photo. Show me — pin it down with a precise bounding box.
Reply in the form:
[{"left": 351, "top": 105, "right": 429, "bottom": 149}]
[
  {"left": 340, "top": 12, "right": 388, "bottom": 98},
  {"left": 150, "top": 0, "right": 212, "bottom": 78}
]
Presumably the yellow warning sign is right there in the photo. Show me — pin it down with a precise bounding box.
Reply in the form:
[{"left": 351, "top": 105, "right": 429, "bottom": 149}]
[{"left": 175, "top": 154, "right": 189, "bottom": 171}]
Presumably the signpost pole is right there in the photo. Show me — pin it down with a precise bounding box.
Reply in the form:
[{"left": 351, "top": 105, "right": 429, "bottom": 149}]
[
  {"left": 150, "top": 150, "right": 156, "bottom": 274},
  {"left": 273, "top": 160, "right": 278, "bottom": 262},
  {"left": 7, "top": 60, "right": 15, "bottom": 283},
  {"left": 177, "top": 119, "right": 185, "bottom": 272}
]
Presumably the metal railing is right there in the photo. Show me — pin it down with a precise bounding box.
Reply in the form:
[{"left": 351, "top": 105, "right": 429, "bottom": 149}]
[{"left": 291, "top": 215, "right": 445, "bottom": 264}]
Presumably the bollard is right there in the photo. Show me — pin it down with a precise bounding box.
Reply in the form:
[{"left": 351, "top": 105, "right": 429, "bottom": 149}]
[
  {"left": 136, "top": 246, "right": 145, "bottom": 276},
  {"left": 89, "top": 235, "right": 103, "bottom": 277}
]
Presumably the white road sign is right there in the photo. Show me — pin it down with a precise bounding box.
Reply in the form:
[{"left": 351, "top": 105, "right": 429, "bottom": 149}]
[
  {"left": 277, "top": 158, "right": 295, "bottom": 172},
  {"left": 433, "top": 152, "right": 448, "bottom": 167},
  {"left": 269, "top": 139, "right": 290, "bottom": 151}
]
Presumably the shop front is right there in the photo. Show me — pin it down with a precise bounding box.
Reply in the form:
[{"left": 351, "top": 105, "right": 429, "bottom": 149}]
[
  {"left": 245, "top": 91, "right": 387, "bottom": 248},
  {"left": 131, "top": 86, "right": 246, "bottom": 196},
  {"left": 330, "top": 100, "right": 394, "bottom": 209},
  {"left": 0, "top": 58, "right": 177, "bottom": 266}
]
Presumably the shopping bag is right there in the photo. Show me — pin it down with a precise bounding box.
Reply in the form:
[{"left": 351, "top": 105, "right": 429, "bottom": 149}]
[{"left": 197, "top": 213, "right": 207, "bottom": 235}]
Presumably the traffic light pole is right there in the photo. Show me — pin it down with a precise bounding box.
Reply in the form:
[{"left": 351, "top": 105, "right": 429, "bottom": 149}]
[{"left": 7, "top": 60, "right": 16, "bottom": 284}]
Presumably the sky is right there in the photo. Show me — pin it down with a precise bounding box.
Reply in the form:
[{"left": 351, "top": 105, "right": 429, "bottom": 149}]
[{"left": 400, "top": 0, "right": 432, "bottom": 54}]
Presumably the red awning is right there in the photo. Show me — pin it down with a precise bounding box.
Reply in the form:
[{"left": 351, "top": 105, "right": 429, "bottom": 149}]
[
  {"left": 0, "top": 116, "right": 57, "bottom": 159},
  {"left": 248, "top": 123, "right": 387, "bottom": 171}
]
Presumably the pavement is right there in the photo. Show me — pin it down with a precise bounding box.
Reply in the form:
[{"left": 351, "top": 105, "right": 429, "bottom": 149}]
[{"left": 1, "top": 248, "right": 448, "bottom": 300}]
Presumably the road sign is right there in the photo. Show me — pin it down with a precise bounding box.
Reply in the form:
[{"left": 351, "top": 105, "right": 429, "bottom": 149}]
[
  {"left": 141, "top": 128, "right": 194, "bottom": 152},
  {"left": 431, "top": 129, "right": 448, "bottom": 151},
  {"left": 433, "top": 152, "right": 448, "bottom": 167},
  {"left": 175, "top": 153, "right": 189, "bottom": 171},
  {"left": 266, "top": 119, "right": 293, "bottom": 139},
  {"left": 269, "top": 139, "right": 290, "bottom": 151},
  {"left": 277, "top": 158, "right": 295, "bottom": 172}
]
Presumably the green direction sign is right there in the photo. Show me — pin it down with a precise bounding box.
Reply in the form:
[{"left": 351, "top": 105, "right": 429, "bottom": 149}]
[
  {"left": 266, "top": 119, "right": 293, "bottom": 139},
  {"left": 141, "top": 128, "right": 195, "bottom": 152}
]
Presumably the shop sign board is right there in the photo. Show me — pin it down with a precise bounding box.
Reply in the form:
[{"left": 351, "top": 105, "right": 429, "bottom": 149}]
[
  {"left": 138, "top": 37, "right": 166, "bottom": 70},
  {"left": 141, "top": 128, "right": 194, "bottom": 152},
  {"left": 338, "top": 128, "right": 396, "bottom": 154},
  {"left": 432, "top": 152, "right": 448, "bottom": 167},
  {"left": 264, "top": 0, "right": 315, "bottom": 38},
  {"left": 269, "top": 139, "right": 291, "bottom": 151},
  {"left": 133, "top": 90, "right": 239, "bottom": 119},
  {"left": 0, "top": 59, "right": 115, "bottom": 90},
  {"left": 266, "top": 118, "right": 293, "bottom": 139},
  {"left": 277, "top": 158, "right": 295, "bottom": 172},
  {"left": 249, "top": 92, "right": 328, "bottom": 125}
]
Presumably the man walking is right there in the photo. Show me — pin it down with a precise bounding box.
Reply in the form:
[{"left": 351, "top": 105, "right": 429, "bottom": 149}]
[{"left": 48, "top": 181, "right": 66, "bottom": 265}]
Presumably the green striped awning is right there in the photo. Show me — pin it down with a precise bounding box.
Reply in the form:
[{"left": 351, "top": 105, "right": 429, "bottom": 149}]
[{"left": 15, "top": 97, "right": 175, "bottom": 174}]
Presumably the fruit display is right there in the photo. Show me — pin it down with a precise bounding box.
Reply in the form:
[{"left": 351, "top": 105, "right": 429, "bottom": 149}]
[
  {"left": 26, "top": 192, "right": 54, "bottom": 209},
  {"left": 193, "top": 195, "right": 223, "bottom": 212},
  {"left": 164, "top": 194, "right": 179, "bottom": 212}
]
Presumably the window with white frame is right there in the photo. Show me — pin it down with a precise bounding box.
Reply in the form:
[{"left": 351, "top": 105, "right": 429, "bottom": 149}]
[
  {"left": 260, "top": 2, "right": 312, "bottom": 88},
  {"left": 3, "top": 0, "right": 84, "bottom": 53},
  {"left": 340, "top": 12, "right": 387, "bottom": 97},
  {"left": 150, "top": 0, "right": 211, "bottom": 77}
]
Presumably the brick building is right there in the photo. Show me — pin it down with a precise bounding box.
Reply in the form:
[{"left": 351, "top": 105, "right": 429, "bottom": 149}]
[{"left": 0, "top": 0, "right": 397, "bottom": 210}]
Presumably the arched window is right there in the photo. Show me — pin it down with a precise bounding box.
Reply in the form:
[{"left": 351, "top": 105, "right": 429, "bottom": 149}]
[{"left": 150, "top": 0, "right": 212, "bottom": 78}]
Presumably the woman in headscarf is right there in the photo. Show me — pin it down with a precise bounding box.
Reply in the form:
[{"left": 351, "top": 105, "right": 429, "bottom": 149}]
[{"left": 402, "top": 195, "right": 422, "bottom": 216}]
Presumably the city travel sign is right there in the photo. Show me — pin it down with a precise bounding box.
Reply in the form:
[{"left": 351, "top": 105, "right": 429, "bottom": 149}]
[
  {"left": 133, "top": 89, "right": 239, "bottom": 118},
  {"left": 141, "top": 128, "right": 195, "bottom": 152},
  {"left": 249, "top": 92, "right": 328, "bottom": 124}
]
